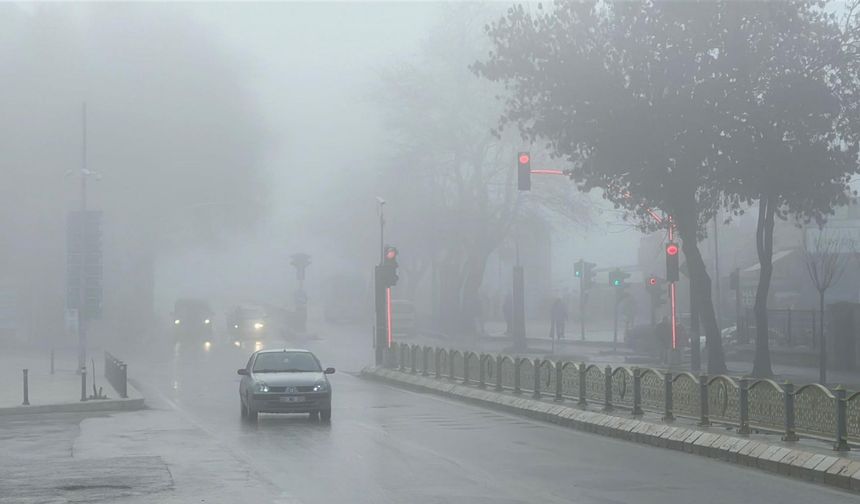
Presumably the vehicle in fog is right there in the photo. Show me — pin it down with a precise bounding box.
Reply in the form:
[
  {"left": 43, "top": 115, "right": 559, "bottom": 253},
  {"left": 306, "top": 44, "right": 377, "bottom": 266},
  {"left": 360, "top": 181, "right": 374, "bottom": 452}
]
[
  {"left": 171, "top": 298, "right": 214, "bottom": 349},
  {"left": 227, "top": 304, "right": 271, "bottom": 350},
  {"left": 237, "top": 348, "right": 335, "bottom": 421}
]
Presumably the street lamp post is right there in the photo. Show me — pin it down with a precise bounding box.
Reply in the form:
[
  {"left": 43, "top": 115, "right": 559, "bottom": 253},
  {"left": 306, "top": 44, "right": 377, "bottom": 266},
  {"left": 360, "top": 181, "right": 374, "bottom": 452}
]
[{"left": 76, "top": 103, "right": 92, "bottom": 373}]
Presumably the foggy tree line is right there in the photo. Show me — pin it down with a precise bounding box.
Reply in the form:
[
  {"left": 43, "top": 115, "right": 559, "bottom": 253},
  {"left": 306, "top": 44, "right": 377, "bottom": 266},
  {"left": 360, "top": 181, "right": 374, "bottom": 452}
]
[
  {"left": 374, "top": 5, "right": 589, "bottom": 337},
  {"left": 379, "top": 1, "right": 860, "bottom": 376},
  {"left": 0, "top": 5, "right": 266, "bottom": 342},
  {"left": 473, "top": 0, "right": 860, "bottom": 375}
]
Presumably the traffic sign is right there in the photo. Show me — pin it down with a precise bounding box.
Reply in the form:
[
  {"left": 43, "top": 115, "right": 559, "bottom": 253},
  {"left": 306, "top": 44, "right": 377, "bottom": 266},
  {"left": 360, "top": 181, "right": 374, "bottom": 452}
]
[{"left": 66, "top": 210, "right": 102, "bottom": 318}]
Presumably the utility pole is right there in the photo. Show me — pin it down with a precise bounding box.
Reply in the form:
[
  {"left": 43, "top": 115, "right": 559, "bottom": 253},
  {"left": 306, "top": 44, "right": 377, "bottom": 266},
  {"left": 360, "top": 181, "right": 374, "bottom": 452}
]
[
  {"left": 512, "top": 242, "right": 526, "bottom": 351},
  {"left": 575, "top": 259, "right": 585, "bottom": 340},
  {"left": 575, "top": 260, "right": 595, "bottom": 341},
  {"left": 378, "top": 198, "right": 385, "bottom": 264}
]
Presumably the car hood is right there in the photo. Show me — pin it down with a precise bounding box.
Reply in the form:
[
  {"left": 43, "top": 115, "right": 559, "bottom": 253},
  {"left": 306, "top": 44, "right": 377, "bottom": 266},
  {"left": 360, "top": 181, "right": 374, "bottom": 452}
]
[{"left": 251, "top": 372, "right": 325, "bottom": 387}]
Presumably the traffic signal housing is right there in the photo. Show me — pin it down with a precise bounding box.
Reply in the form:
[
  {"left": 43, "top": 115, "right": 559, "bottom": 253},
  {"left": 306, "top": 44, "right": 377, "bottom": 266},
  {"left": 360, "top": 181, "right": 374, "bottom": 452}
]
[
  {"left": 609, "top": 268, "right": 630, "bottom": 288},
  {"left": 574, "top": 260, "right": 583, "bottom": 279},
  {"left": 666, "top": 242, "right": 680, "bottom": 282},
  {"left": 583, "top": 261, "right": 596, "bottom": 289},
  {"left": 378, "top": 246, "right": 399, "bottom": 288},
  {"left": 646, "top": 275, "right": 666, "bottom": 306},
  {"left": 517, "top": 152, "right": 531, "bottom": 191}
]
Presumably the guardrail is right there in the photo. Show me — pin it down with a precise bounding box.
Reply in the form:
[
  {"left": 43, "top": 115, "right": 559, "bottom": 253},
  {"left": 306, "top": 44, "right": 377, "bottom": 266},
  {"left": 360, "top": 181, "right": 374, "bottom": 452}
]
[
  {"left": 385, "top": 342, "right": 857, "bottom": 451},
  {"left": 104, "top": 352, "right": 128, "bottom": 399}
]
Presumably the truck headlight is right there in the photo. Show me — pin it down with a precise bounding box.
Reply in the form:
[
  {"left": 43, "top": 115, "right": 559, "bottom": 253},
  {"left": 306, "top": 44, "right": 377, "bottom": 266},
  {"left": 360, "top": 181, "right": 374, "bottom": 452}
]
[{"left": 254, "top": 322, "right": 264, "bottom": 330}]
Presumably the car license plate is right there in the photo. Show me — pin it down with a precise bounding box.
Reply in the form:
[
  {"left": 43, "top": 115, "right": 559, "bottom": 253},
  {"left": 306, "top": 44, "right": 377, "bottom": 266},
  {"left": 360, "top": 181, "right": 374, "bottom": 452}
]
[{"left": 280, "top": 396, "right": 305, "bottom": 403}]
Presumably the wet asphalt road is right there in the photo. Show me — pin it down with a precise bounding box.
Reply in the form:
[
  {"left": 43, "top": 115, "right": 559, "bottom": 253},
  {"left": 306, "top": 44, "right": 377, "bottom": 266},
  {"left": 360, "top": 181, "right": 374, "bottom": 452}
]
[{"left": 130, "top": 325, "right": 857, "bottom": 504}]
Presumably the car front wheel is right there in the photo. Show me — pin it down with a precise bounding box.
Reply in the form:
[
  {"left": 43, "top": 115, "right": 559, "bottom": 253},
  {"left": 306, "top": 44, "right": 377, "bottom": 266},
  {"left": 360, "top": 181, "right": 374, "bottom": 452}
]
[
  {"left": 245, "top": 395, "right": 258, "bottom": 422},
  {"left": 319, "top": 408, "right": 331, "bottom": 422}
]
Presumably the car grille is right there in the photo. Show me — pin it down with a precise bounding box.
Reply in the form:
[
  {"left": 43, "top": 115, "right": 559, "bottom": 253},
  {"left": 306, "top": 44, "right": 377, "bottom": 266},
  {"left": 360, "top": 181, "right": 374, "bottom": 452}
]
[{"left": 267, "top": 386, "right": 314, "bottom": 393}]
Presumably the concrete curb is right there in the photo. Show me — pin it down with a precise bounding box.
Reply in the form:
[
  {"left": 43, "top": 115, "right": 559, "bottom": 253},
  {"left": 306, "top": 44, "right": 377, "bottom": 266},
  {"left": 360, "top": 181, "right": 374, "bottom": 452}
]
[
  {"left": 0, "top": 381, "right": 145, "bottom": 416},
  {"left": 362, "top": 366, "right": 860, "bottom": 493}
]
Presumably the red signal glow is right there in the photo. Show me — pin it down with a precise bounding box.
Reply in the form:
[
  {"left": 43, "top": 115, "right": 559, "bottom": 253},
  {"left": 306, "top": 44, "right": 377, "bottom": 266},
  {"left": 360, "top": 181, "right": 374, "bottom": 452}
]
[
  {"left": 518, "top": 153, "right": 530, "bottom": 165},
  {"left": 649, "top": 277, "right": 657, "bottom": 286},
  {"left": 386, "top": 249, "right": 397, "bottom": 260},
  {"left": 666, "top": 244, "right": 679, "bottom": 256},
  {"left": 386, "top": 287, "right": 393, "bottom": 347}
]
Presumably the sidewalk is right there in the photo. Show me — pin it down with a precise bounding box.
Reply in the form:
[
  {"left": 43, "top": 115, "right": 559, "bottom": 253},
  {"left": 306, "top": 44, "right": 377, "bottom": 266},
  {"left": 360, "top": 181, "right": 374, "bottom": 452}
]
[
  {"left": 0, "top": 383, "right": 285, "bottom": 503},
  {"left": 408, "top": 325, "right": 860, "bottom": 390},
  {"left": 0, "top": 348, "right": 144, "bottom": 415}
]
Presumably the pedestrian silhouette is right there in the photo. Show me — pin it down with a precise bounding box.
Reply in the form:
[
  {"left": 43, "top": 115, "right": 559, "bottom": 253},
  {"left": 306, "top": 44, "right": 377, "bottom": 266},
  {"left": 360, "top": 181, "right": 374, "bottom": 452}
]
[{"left": 550, "top": 298, "right": 567, "bottom": 340}]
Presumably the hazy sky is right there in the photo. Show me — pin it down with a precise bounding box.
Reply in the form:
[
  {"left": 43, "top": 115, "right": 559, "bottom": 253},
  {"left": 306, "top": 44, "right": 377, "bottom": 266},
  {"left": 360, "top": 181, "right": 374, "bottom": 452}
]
[{"left": 155, "top": 2, "right": 440, "bottom": 311}]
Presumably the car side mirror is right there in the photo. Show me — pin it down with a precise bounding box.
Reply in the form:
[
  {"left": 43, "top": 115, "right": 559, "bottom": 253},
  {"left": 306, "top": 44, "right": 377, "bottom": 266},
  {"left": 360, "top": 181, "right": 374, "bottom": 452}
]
[
  {"left": 237, "top": 368, "right": 248, "bottom": 376},
  {"left": 324, "top": 367, "right": 335, "bottom": 375}
]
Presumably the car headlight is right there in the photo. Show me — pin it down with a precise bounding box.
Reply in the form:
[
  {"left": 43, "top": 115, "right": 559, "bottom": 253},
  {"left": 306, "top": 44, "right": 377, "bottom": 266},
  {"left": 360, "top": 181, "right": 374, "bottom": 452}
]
[
  {"left": 204, "top": 319, "right": 211, "bottom": 325},
  {"left": 254, "top": 322, "right": 264, "bottom": 330},
  {"left": 313, "top": 381, "right": 329, "bottom": 392},
  {"left": 203, "top": 341, "right": 211, "bottom": 350},
  {"left": 233, "top": 340, "right": 241, "bottom": 347},
  {"left": 255, "top": 382, "right": 269, "bottom": 393},
  {"left": 174, "top": 319, "right": 181, "bottom": 325}
]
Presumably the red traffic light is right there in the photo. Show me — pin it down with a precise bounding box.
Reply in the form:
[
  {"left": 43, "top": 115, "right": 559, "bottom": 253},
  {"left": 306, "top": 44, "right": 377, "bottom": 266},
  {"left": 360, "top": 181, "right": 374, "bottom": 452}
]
[
  {"left": 386, "top": 248, "right": 397, "bottom": 260},
  {"left": 666, "top": 243, "right": 679, "bottom": 256},
  {"left": 518, "top": 153, "right": 530, "bottom": 165},
  {"left": 649, "top": 277, "right": 658, "bottom": 286}
]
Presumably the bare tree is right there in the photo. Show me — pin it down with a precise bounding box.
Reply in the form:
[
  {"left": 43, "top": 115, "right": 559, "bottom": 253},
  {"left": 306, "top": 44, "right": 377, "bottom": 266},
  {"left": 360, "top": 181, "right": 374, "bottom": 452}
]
[{"left": 803, "top": 231, "right": 854, "bottom": 384}]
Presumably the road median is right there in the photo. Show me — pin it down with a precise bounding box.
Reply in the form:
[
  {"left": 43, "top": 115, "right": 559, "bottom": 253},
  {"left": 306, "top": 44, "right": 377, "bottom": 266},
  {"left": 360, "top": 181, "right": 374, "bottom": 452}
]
[
  {"left": 362, "top": 365, "right": 860, "bottom": 494},
  {"left": 0, "top": 350, "right": 145, "bottom": 416},
  {"left": 0, "top": 380, "right": 144, "bottom": 416}
]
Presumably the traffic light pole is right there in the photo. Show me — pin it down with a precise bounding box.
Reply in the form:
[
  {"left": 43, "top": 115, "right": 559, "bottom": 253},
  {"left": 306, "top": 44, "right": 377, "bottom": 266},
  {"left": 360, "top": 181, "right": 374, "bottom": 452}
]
[
  {"left": 579, "top": 274, "right": 586, "bottom": 341},
  {"left": 613, "top": 288, "right": 619, "bottom": 352},
  {"left": 512, "top": 265, "right": 526, "bottom": 352},
  {"left": 374, "top": 266, "right": 386, "bottom": 366}
]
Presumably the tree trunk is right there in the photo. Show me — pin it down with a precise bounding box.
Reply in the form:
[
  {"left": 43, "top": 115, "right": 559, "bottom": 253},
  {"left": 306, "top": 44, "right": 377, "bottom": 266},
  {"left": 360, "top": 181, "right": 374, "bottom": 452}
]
[
  {"left": 438, "top": 261, "right": 462, "bottom": 335},
  {"left": 458, "top": 251, "right": 490, "bottom": 336},
  {"left": 752, "top": 195, "right": 775, "bottom": 377},
  {"left": 677, "top": 213, "right": 727, "bottom": 374}
]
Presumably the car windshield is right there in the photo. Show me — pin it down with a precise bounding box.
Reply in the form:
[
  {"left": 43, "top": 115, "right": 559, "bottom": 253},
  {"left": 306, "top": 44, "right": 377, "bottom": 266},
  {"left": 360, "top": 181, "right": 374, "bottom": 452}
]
[{"left": 252, "top": 352, "right": 321, "bottom": 373}]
